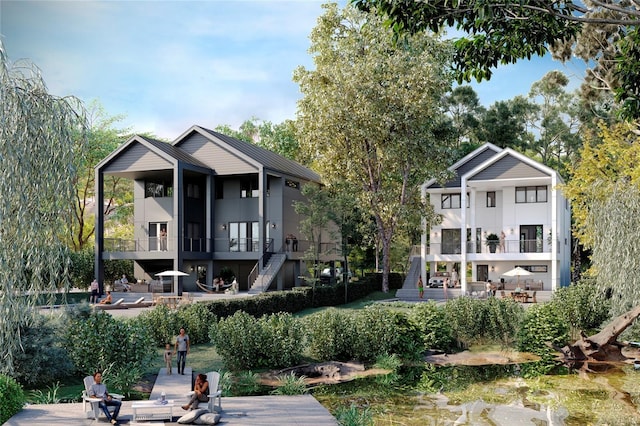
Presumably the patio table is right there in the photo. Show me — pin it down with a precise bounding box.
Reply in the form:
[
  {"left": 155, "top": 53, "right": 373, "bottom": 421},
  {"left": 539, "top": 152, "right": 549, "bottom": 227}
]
[{"left": 131, "top": 399, "right": 175, "bottom": 422}]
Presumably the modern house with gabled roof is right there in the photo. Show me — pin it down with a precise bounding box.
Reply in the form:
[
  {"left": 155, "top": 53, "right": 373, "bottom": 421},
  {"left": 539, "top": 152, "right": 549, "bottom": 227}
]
[
  {"left": 94, "top": 125, "right": 339, "bottom": 294},
  {"left": 402, "top": 142, "right": 571, "bottom": 298}
]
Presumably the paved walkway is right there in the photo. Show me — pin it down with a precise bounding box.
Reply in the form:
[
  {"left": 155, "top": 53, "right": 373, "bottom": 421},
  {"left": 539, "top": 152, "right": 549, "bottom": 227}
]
[{"left": 5, "top": 366, "right": 337, "bottom": 425}]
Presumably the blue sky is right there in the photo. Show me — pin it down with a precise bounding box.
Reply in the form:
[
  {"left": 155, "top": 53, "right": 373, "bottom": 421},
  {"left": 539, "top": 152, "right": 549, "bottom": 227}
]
[{"left": 1, "top": 0, "right": 587, "bottom": 141}]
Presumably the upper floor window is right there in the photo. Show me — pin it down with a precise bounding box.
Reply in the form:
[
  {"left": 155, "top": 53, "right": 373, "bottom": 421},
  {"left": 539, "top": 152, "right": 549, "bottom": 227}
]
[
  {"left": 285, "top": 179, "right": 300, "bottom": 190},
  {"left": 441, "top": 193, "right": 460, "bottom": 209},
  {"left": 186, "top": 183, "right": 200, "bottom": 199},
  {"left": 241, "top": 177, "right": 259, "bottom": 198},
  {"left": 487, "top": 191, "right": 496, "bottom": 208},
  {"left": 145, "top": 180, "right": 172, "bottom": 198},
  {"left": 441, "top": 193, "right": 469, "bottom": 209},
  {"left": 516, "top": 186, "right": 547, "bottom": 203}
]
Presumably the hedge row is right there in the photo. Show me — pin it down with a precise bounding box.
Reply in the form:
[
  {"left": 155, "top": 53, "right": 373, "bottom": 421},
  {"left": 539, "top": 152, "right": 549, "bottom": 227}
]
[{"left": 199, "top": 272, "right": 397, "bottom": 320}]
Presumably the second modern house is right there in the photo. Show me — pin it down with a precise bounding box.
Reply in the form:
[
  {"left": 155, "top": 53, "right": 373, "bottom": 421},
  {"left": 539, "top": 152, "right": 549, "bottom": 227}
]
[
  {"left": 403, "top": 143, "right": 571, "bottom": 297},
  {"left": 94, "top": 125, "right": 340, "bottom": 294}
]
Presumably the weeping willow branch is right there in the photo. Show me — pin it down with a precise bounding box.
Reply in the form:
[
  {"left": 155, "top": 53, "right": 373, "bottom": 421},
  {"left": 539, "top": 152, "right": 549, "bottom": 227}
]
[
  {"left": 0, "top": 42, "right": 87, "bottom": 373},
  {"left": 588, "top": 181, "right": 640, "bottom": 317}
]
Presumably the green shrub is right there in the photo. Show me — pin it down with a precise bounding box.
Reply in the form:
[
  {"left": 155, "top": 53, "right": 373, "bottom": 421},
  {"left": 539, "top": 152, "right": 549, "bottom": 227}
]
[
  {"left": 408, "top": 301, "right": 456, "bottom": 352},
  {"left": 29, "top": 382, "right": 61, "bottom": 404},
  {"left": 443, "top": 297, "right": 524, "bottom": 348},
  {"left": 335, "top": 403, "right": 374, "bottom": 426},
  {"left": 63, "top": 310, "right": 155, "bottom": 380},
  {"left": 230, "top": 371, "right": 263, "bottom": 396},
  {"left": 68, "top": 248, "right": 94, "bottom": 289},
  {"left": 550, "top": 278, "right": 611, "bottom": 338},
  {"left": 270, "top": 372, "right": 308, "bottom": 395},
  {"left": 444, "top": 296, "right": 488, "bottom": 347},
  {"left": 104, "top": 364, "right": 144, "bottom": 397},
  {"left": 517, "top": 303, "right": 569, "bottom": 357},
  {"left": 351, "top": 305, "right": 423, "bottom": 362},
  {"left": 483, "top": 297, "right": 525, "bottom": 346},
  {"left": 210, "top": 311, "right": 262, "bottom": 370},
  {"left": 261, "top": 312, "right": 304, "bottom": 368},
  {"left": 176, "top": 302, "right": 215, "bottom": 345},
  {"left": 0, "top": 374, "right": 25, "bottom": 424},
  {"left": 133, "top": 304, "right": 180, "bottom": 347},
  {"left": 304, "top": 308, "right": 357, "bottom": 361},
  {"left": 210, "top": 311, "right": 304, "bottom": 371},
  {"left": 13, "top": 314, "right": 73, "bottom": 388}
]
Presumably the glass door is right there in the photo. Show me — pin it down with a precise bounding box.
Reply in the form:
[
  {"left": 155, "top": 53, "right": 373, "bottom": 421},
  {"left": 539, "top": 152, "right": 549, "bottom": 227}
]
[{"left": 149, "top": 222, "right": 167, "bottom": 251}]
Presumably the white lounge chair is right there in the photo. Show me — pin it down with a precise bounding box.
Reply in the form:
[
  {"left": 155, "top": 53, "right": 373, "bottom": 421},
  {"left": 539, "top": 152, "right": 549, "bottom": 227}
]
[
  {"left": 187, "top": 371, "right": 222, "bottom": 412},
  {"left": 82, "top": 375, "right": 124, "bottom": 420}
]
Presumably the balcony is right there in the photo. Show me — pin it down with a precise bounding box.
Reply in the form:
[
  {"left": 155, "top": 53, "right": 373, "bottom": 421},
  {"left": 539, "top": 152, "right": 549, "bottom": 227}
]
[
  {"left": 428, "top": 239, "right": 554, "bottom": 256},
  {"left": 103, "top": 237, "right": 342, "bottom": 256}
]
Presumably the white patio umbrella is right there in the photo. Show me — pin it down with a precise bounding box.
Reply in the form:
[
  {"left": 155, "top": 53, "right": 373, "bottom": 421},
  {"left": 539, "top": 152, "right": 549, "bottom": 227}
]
[
  {"left": 501, "top": 266, "right": 533, "bottom": 286},
  {"left": 155, "top": 270, "right": 189, "bottom": 294}
]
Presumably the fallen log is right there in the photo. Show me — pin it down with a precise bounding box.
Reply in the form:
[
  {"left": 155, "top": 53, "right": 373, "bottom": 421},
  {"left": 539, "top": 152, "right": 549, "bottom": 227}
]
[{"left": 558, "top": 305, "right": 640, "bottom": 364}]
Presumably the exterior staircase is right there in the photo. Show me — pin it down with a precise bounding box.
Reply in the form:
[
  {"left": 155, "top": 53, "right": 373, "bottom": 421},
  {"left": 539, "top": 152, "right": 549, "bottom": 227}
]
[
  {"left": 248, "top": 253, "right": 286, "bottom": 294},
  {"left": 396, "top": 256, "right": 422, "bottom": 300}
]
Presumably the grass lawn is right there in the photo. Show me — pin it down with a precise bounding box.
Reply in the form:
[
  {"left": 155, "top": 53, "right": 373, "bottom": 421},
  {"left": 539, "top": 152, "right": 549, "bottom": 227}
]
[{"left": 294, "top": 290, "right": 398, "bottom": 317}]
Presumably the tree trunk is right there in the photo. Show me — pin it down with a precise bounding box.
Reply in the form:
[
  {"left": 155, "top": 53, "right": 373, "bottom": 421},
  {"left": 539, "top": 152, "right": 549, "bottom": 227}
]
[
  {"left": 558, "top": 305, "right": 640, "bottom": 364},
  {"left": 380, "top": 236, "right": 391, "bottom": 293}
]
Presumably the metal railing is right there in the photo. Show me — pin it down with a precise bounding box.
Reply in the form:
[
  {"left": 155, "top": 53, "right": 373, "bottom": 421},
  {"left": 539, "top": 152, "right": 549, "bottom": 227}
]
[
  {"left": 104, "top": 237, "right": 274, "bottom": 253},
  {"left": 102, "top": 237, "right": 341, "bottom": 254},
  {"left": 426, "top": 239, "right": 555, "bottom": 255}
]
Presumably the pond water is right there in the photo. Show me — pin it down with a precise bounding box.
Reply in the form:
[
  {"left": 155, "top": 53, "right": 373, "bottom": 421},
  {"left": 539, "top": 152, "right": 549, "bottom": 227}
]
[{"left": 316, "top": 361, "right": 640, "bottom": 425}]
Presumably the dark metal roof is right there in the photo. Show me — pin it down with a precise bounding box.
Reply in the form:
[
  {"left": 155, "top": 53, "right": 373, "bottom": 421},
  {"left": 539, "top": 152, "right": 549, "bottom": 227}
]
[
  {"left": 195, "top": 126, "right": 321, "bottom": 183},
  {"left": 428, "top": 146, "right": 499, "bottom": 189},
  {"left": 138, "top": 135, "right": 210, "bottom": 170}
]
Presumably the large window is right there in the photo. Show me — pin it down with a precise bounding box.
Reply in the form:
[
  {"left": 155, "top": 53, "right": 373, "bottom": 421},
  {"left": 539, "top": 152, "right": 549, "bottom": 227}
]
[
  {"left": 229, "top": 221, "right": 259, "bottom": 252},
  {"left": 241, "top": 177, "right": 259, "bottom": 198},
  {"left": 519, "top": 225, "right": 543, "bottom": 253},
  {"left": 441, "top": 193, "right": 461, "bottom": 209},
  {"left": 441, "top": 228, "right": 461, "bottom": 254},
  {"left": 516, "top": 186, "right": 547, "bottom": 203},
  {"left": 487, "top": 191, "right": 496, "bottom": 207},
  {"left": 186, "top": 183, "right": 200, "bottom": 198},
  {"left": 145, "top": 180, "right": 173, "bottom": 198}
]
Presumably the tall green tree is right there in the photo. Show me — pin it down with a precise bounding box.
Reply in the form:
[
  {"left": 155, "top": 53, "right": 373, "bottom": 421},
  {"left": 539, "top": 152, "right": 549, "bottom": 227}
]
[
  {"left": 215, "top": 118, "right": 302, "bottom": 162},
  {"left": 524, "top": 71, "right": 582, "bottom": 177},
  {"left": 294, "top": 3, "right": 455, "bottom": 291},
  {"left": 354, "top": 0, "right": 640, "bottom": 121},
  {"left": 69, "top": 100, "right": 130, "bottom": 251},
  {"left": 476, "top": 96, "right": 536, "bottom": 150},
  {"left": 442, "top": 85, "right": 484, "bottom": 148},
  {"left": 0, "top": 42, "right": 87, "bottom": 373},
  {"left": 562, "top": 123, "right": 640, "bottom": 317},
  {"left": 294, "top": 184, "right": 336, "bottom": 291}
]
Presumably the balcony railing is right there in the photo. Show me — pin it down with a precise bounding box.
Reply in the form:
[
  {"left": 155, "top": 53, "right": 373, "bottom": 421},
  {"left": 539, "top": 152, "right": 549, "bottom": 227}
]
[
  {"left": 427, "top": 239, "right": 554, "bottom": 255},
  {"left": 103, "top": 237, "right": 342, "bottom": 255}
]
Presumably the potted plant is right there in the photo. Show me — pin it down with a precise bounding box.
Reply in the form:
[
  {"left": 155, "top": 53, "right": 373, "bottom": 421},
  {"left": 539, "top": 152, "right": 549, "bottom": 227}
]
[{"left": 485, "top": 233, "right": 500, "bottom": 253}]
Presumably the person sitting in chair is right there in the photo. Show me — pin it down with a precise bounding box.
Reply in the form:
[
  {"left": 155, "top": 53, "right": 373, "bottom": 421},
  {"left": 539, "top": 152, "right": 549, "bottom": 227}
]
[
  {"left": 182, "top": 373, "right": 209, "bottom": 410},
  {"left": 120, "top": 274, "right": 131, "bottom": 292},
  {"left": 89, "top": 371, "right": 121, "bottom": 425}
]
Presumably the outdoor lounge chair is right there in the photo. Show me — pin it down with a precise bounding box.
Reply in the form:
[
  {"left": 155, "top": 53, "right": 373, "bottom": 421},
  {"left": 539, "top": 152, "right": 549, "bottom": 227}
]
[
  {"left": 93, "top": 298, "right": 125, "bottom": 310},
  {"left": 82, "top": 375, "right": 124, "bottom": 420},
  {"left": 187, "top": 371, "right": 222, "bottom": 412}
]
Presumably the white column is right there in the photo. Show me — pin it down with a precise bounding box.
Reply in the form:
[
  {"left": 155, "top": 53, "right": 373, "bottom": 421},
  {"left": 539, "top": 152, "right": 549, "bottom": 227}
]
[{"left": 460, "top": 179, "right": 468, "bottom": 294}]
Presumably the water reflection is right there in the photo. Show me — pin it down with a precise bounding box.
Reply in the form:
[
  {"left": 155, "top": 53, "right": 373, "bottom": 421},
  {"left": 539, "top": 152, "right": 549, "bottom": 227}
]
[{"left": 319, "top": 361, "right": 640, "bottom": 425}]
